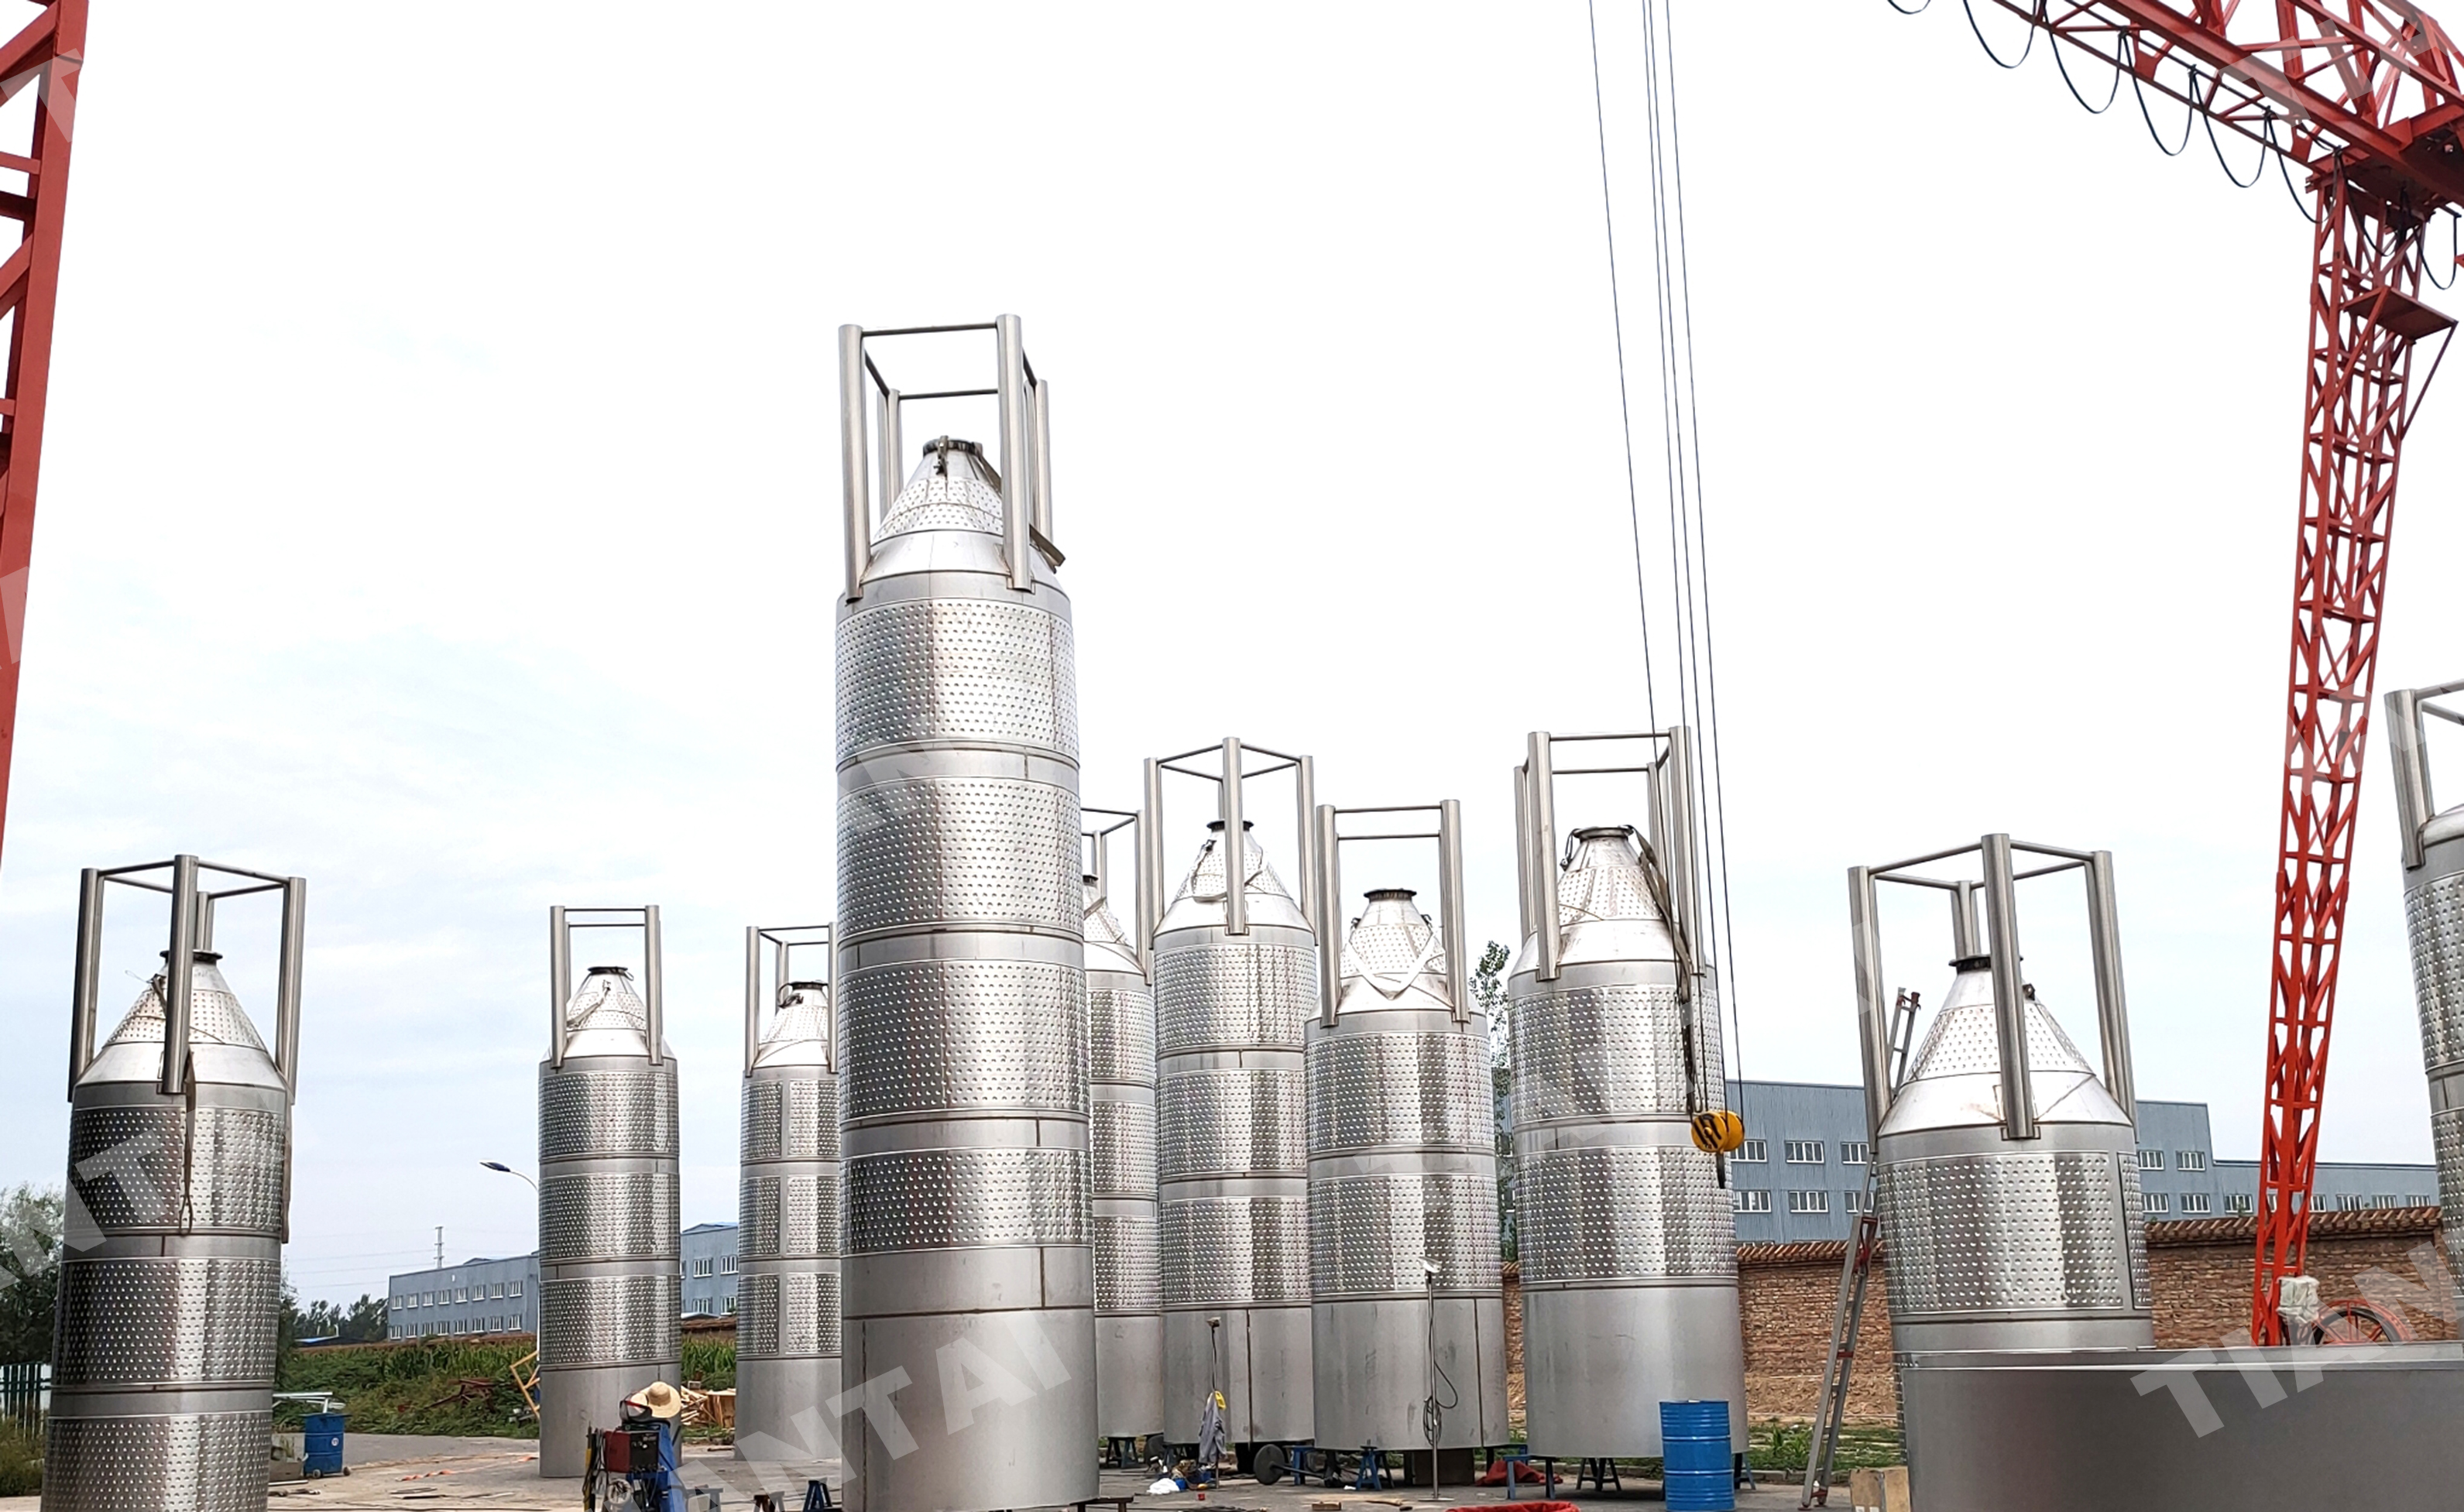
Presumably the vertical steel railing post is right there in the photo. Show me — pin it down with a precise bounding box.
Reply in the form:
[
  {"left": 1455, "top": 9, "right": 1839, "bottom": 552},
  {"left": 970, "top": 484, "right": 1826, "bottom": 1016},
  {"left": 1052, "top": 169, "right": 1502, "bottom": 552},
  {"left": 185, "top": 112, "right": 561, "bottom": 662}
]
[
  {"left": 1221, "top": 738, "right": 1248, "bottom": 938},
  {"left": 1529, "top": 732, "right": 1560, "bottom": 982},
  {"left": 1848, "top": 866, "right": 1891, "bottom": 1143},
  {"left": 161, "top": 854, "right": 199, "bottom": 1098},
  {"left": 549, "top": 907, "right": 571, "bottom": 1070},
  {"left": 1980, "top": 833, "right": 2037, "bottom": 1141},
  {"left": 2087, "top": 850, "right": 2137, "bottom": 1118},
  {"left": 69, "top": 866, "right": 100, "bottom": 1094},
  {"left": 997, "top": 314, "right": 1033, "bottom": 591},
  {"left": 840, "top": 324, "right": 870, "bottom": 600},
  {"left": 1440, "top": 798, "right": 1469, "bottom": 1023},
  {"left": 643, "top": 906, "right": 665, "bottom": 1068}
]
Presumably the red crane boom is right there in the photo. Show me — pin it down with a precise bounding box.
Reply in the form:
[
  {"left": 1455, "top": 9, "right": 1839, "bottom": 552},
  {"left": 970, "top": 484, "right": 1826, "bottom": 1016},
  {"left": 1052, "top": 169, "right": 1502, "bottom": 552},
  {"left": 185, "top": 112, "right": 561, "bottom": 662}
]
[
  {"left": 0, "top": 0, "right": 81, "bottom": 868},
  {"left": 1924, "top": 0, "right": 2461, "bottom": 1342}
]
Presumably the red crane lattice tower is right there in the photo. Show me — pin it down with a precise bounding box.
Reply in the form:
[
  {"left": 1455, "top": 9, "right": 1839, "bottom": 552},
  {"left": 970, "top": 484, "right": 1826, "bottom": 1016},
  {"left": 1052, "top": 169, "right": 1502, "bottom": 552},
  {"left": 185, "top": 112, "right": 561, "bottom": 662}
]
[
  {"left": 1928, "top": 0, "right": 2462, "bottom": 1342},
  {"left": 0, "top": 0, "right": 81, "bottom": 867}
]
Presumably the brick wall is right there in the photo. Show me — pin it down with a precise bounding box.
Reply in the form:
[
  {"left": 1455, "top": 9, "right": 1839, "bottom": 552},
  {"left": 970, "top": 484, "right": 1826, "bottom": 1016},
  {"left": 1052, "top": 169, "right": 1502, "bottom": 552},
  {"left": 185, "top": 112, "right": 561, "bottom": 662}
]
[{"left": 1504, "top": 1208, "right": 2457, "bottom": 1433}]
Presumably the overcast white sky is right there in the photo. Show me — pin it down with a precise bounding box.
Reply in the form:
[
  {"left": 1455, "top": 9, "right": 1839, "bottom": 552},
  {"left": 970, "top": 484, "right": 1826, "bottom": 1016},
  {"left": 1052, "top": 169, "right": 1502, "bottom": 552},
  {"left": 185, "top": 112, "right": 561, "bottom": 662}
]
[{"left": 1, "top": 2, "right": 2459, "bottom": 1306}]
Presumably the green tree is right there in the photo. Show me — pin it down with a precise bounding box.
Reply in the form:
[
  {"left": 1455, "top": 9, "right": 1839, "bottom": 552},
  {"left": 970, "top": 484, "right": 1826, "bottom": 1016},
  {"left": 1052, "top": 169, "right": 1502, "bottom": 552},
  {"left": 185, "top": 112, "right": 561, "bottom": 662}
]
[
  {"left": 0, "top": 1184, "right": 63, "bottom": 1364},
  {"left": 1474, "top": 941, "right": 1516, "bottom": 1262}
]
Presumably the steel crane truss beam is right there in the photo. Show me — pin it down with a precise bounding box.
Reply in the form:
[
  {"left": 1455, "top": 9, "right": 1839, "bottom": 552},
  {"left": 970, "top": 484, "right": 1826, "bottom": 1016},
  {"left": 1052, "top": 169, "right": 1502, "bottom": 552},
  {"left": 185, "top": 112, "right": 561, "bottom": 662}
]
[
  {"left": 0, "top": 0, "right": 79, "bottom": 867},
  {"left": 2253, "top": 172, "right": 2454, "bottom": 1342},
  {"left": 1971, "top": 0, "right": 2464, "bottom": 208}
]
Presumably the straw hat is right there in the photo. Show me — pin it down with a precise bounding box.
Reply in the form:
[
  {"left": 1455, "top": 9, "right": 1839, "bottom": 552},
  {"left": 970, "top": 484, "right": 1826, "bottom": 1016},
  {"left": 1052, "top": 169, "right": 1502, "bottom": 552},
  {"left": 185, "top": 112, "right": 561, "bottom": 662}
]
[{"left": 625, "top": 1380, "right": 683, "bottom": 1421}]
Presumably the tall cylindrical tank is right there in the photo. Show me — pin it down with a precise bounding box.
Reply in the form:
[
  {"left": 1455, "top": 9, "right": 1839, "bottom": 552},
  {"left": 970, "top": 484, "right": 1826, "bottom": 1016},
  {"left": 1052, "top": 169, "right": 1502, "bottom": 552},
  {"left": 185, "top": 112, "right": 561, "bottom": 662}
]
[
  {"left": 1086, "top": 870, "right": 1164, "bottom": 1444},
  {"left": 835, "top": 317, "right": 1094, "bottom": 1512},
  {"left": 1848, "top": 835, "right": 2152, "bottom": 1356},
  {"left": 1308, "top": 877, "right": 1507, "bottom": 1458},
  {"left": 736, "top": 925, "right": 839, "bottom": 1462},
  {"left": 1153, "top": 816, "right": 1317, "bottom": 1449},
  {"left": 537, "top": 907, "right": 680, "bottom": 1479},
  {"left": 1511, "top": 822, "right": 1744, "bottom": 1456},
  {"left": 2386, "top": 681, "right": 2464, "bottom": 1298},
  {"left": 50, "top": 856, "right": 306, "bottom": 1512}
]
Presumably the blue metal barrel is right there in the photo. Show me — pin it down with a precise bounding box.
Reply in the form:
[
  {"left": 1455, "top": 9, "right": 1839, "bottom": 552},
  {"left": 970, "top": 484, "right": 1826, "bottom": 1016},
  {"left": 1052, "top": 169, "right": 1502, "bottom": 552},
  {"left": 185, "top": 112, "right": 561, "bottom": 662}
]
[
  {"left": 303, "top": 1411, "right": 346, "bottom": 1477},
  {"left": 1659, "top": 1399, "right": 1734, "bottom": 1511}
]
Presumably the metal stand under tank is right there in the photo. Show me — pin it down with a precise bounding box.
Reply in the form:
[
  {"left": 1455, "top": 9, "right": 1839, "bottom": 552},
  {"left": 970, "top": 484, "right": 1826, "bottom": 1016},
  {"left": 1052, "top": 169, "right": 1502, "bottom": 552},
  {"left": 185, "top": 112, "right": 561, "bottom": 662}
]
[
  {"left": 537, "top": 906, "right": 681, "bottom": 1479},
  {"left": 2385, "top": 681, "right": 2464, "bottom": 1302},
  {"left": 1848, "top": 836, "right": 2153, "bottom": 1358},
  {"left": 835, "top": 318, "right": 1095, "bottom": 1512},
  {"left": 1086, "top": 810, "right": 1165, "bottom": 1445},
  {"left": 734, "top": 925, "right": 840, "bottom": 1462},
  {"left": 1902, "top": 1343, "right": 2464, "bottom": 1510},
  {"left": 1144, "top": 739, "right": 1320, "bottom": 1451},
  {"left": 1509, "top": 730, "right": 1745, "bottom": 1457},
  {"left": 49, "top": 856, "right": 306, "bottom": 1512},
  {"left": 1305, "top": 801, "right": 1507, "bottom": 1459}
]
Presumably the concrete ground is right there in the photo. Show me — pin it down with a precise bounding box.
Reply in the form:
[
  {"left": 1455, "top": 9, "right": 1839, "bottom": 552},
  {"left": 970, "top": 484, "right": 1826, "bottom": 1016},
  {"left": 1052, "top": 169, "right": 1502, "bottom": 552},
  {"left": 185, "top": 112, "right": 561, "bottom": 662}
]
[{"left": 0, "top": 1436, "right": 1813, "bottom": 1510}]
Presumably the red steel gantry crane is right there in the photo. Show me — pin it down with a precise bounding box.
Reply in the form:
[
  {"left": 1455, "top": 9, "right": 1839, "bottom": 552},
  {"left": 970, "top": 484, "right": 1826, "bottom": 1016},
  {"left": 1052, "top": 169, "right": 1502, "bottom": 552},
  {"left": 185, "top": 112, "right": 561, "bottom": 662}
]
[
  {"left": 1899, "top": 0, "right": 2462, "bottom": 1342},
  {"left": 0, "top": 0, "right": 81, "bottom": 867}
]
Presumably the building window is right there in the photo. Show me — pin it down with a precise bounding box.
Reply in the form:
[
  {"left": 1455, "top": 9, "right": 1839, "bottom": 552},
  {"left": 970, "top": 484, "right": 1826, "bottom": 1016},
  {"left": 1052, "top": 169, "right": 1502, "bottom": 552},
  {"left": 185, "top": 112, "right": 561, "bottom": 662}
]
[
  {"left": 2225, "top": 1193, "right": 2253, "bottom": 1215},
  {"left": 1738, "top": 1140, "right": 1768, "bottom": 1164},
  {"left": 2145, "top": 1192, "right": 2171, "bottom": 1215},
  {"left": 2177, "top": 1150, "right": 2207, "bottom": 1172},
  {"left": 455, "top": 1287, "right": 468, "bottom": 1304},
  {"left": 1734, "top": 1188, "right": 1771, "bottom": 1213},
  {"left": 1785, "top": 1140, "right": 1825, "bottom": 1165},
  {"left": 491, "top": 1283, "right": 505, "bottom": 1299},
  {"left": 1788, "top": 1190, "right": 1830, "bottom": 1214},
  {"left": 2181, "top": 1192, "right": 2212, "bottom": 1215},
  {"left": 1840, "top": 1141, "right": 1869, "bottom": 1167},
  {"left": 2371, "top": 1194, "right": 2399, "bottom": 1209},
  {"left": 721, "top": 1257, "right": 736, "bottom": 1275},
  {"left": 510, "top": 1280, "right": 523, "bottom": 1298},
  {"left": 725, "top": 1294, "right": 736, "bottom": 1313},
  {"left": 2333, "top": 1194, "right": 2363, "bottom": 1211},
  {"left": 693, "top": 1257, "right": 715, "bottom": 1278},
  {"left": 2411, "top": 1195, "right": 2434, "bottom": 1207},
  {"left": 1842, "top": 1190, "right": 1862, "bottom": 1213},
  {"left": 2137, "top": 1149, "right": 2164, "bottom": 1171}
]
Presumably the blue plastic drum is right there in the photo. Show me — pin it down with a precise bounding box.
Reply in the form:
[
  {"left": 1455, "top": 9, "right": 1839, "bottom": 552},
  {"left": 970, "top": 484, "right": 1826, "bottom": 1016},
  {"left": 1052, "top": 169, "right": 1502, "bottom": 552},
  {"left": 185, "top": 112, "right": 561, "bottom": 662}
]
[{"left": 1659, "top": 1400, "right": 1735, "bottom": 1511}]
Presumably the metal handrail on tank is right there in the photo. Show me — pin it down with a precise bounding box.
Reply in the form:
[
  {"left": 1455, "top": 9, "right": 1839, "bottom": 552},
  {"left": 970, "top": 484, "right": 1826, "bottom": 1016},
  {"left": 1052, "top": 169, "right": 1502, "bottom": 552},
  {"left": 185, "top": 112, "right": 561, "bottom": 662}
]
[
  {"left": 838, "top": 315, "right": 1052, "bottom": 598},
  {"left": 1140, "top": 738, "right": 1320, "bottom": 948},
  {"left": 2386, "top": 678, "right": 2464, "bottom": 869},
  {"left": 1308, "top": 801, "right": 1468, "bottom": 1027},
  {"left": 547, "top": 906, "right": 664, "bottom": 1069},
  {"left": 744, "top": 924, "right": 832, "bottom": 1077},
  {"left": 1083, "top": 806, "right": 1144, "bottom": 950},
  {"left": 71, "top": 854, "right": 308, "bottom": 1102},
  {"left": 1846, "top": 837, "right": 2135, "bottom": 1146},
  {"left": 1515, "top": 728, "right": 1707, "bottom": 988}
]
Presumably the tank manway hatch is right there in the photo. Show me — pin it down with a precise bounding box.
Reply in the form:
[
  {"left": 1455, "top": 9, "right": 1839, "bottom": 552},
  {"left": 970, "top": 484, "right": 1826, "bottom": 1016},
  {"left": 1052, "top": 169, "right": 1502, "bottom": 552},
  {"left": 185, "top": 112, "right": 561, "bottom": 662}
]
[
  {"left": 836, "top": 316, "right": 1095, "bottom": 1512},
  {"left": 537, "top": 905, "right": 681, "bottom": 1478},
  {"left": 1847, "top": 835, "right": 2153, "bottom": 1355},
  {"left": 1509, "top": 729, "right": 1745, "bottom": 1459},
  {"left": 50, "top": 855, "right": 307, "bottom": 1512}
]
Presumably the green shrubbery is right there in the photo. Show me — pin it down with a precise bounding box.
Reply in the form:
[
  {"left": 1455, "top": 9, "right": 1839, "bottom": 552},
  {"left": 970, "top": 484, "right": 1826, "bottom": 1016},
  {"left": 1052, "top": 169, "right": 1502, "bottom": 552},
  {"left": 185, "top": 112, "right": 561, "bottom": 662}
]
[
  {"left": 0, "top": 1418, "right": 39, "bottom": 1496},
  {"left": 274, "top": 1332, "right": 741, "bottom": 1440}
]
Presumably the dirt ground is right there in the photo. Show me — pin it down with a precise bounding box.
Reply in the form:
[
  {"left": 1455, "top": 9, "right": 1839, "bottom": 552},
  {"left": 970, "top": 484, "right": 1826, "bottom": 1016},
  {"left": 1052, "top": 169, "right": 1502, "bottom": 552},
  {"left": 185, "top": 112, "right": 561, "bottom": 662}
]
[{"left": 47, "top": 1436, "right": 1804, "bottom": 1511}]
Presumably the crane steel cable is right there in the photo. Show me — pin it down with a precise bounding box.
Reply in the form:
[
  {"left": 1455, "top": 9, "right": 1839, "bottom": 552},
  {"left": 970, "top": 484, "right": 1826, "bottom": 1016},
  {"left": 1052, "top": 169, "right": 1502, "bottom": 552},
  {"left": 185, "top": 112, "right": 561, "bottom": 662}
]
[
  {"left": 2050, "top": 22, "right": 2123, "bottom": 113},
  {"left": 1587, "top": 0, "right": 1659, "bottom": 731},
  {"left": 2126, "top": 35, "right": 2198, "bottom": 156},
  {"left": 1964, "top": 0, "right": 2044, "bottom": 69},
  {"left": 2202, "top": 77, "right": 2270, "bottom": 189},
  {"left": 1619, "top": 0, "right": 1752, "bottom": 1101}
]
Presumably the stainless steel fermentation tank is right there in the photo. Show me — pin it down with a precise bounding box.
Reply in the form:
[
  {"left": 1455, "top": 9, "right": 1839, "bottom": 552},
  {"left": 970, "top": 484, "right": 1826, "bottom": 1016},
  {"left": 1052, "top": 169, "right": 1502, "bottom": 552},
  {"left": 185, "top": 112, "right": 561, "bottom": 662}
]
[
  {"left": 49, "top": 856, "right": 305, "bottom": 1512},
  {"left": 1306, "top": 801, "right": 1506, "bottom": 1468},
  {"left": 1142, "top": 739, "right": 1320, "bottom": 1452},
  {"left": 1510, "top": 729, "right": 1745, "bottom": 1457},
  {"left": 2385, "top": 679, "right": 2464, "bottom": 1298},
  {"left": 537, "top": 906, "right": 681, "bottom": 1479},
  {"left": 1084, "top": 808, "right": 1164, "bottom": 1449},
  {"left": 836, "top": 317, "right": 1094, "bottom": 1512},
  {"left": 735, "top": 924, "right": 839, "bottom": 1462},
  {"left": 1848, "top": 835, "right": 2152, "bottom": 1356}
]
